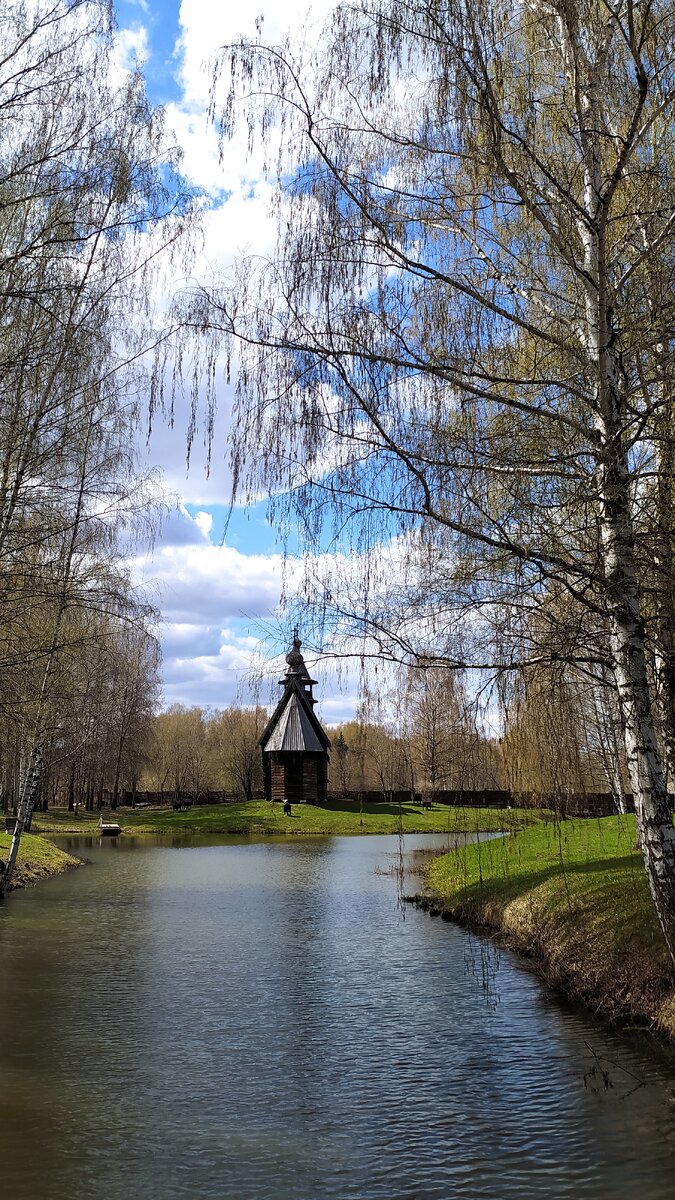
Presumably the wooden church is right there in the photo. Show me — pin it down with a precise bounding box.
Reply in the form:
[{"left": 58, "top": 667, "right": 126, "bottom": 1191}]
[{"left": 259, "top": 630, "right": 331, "bottom": 804}]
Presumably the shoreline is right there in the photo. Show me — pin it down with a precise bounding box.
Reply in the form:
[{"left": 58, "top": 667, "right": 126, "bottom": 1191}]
[
  {"left": 31, "top": 800, "right": 542, "bottom": 841},
  {"left": 0, "top": 831, "right": 82, "bottom": 893},
  {"left": 8, "top": 800, "right": 528, "bottom": 892},
  {"left": 413, "top": 814, "right": 675, "bottom": 1041}
]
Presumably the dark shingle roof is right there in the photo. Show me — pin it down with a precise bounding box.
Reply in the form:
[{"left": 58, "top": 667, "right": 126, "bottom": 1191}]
[{"left": 263, "top": 692, "right": 324, "bottom": 752}]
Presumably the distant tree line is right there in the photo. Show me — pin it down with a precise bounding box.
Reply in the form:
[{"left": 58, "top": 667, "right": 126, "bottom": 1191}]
[
  {"left": 1, "top": 666, "right": 637, "bottom": 817},
  {"left": 142, "top": 705, "right": 268, "bottom": 805},
  {"left": 135, "top": 662, "right": 629, "bottom": 811}
]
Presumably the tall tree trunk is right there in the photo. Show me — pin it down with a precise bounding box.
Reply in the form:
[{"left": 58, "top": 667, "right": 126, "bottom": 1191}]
[
  {"left": 591, "top": 670, "right": 626, "bottom": 813},
  {"left": 0, "top": 746, "right": 42, "bottom": 897},
  {"left": 600, "top": 446, "right": 675, "bottom": 962},
  {"left": 574, "top": 44, "right": 675, "bottom": 958},
  {"left": 111, "top": 766, "right": 120, "bottom": 811},
  {"left": 654, "top": 404, "right": 675, "bottom": 790}
]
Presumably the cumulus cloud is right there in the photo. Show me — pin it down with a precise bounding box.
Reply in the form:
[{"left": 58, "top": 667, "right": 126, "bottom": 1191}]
[
  {"left": 162, "top": 622, "right": 223, "bottom": 658},
  {"left": 161, "top": 646, "right": 258, "bottom": 709},
  {"left": 163, "top": 1, "right": 338, "bottom": 196},
  {"left": 174, "top": 0, "right": 337, "bottom": 105},
  {"left": 134, "top": 538, "right": 294, "bottom": 624},
  {"left": 132, "top": 500, "right": 379, "bottom": 717},
  {"left": 153, "top": 504, "right": 212, "bottom": 547},
  {"left": 159, "top": 623, "right": 361, "bottom": 722},
  {"left": 113, "top": 23, "right": 149, "bottom": 75}
]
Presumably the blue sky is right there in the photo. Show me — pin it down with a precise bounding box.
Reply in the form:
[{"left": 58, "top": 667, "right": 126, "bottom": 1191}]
[
  {"left": 116, "top": 0, "right": 183, "bottom": 105},
  {"left": 117, "top": 0, "right": 361, "bottom": 721}
]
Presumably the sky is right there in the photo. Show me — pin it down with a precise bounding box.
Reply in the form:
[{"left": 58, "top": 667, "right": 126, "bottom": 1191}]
[{"left": 113, "top": 0, "right": 361, "bottom": 722}]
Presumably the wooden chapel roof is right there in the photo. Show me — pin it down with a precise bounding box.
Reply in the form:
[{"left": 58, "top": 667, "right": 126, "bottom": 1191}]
[{"left": 259, "top": 633, "right": 331, "bottom": 755}]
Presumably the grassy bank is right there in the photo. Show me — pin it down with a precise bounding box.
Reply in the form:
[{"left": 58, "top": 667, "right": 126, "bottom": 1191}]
[
  {"left": 421, "top": 814, "right": 675, "bottom": 1037},
  {"left": 32, "top": 798, "right": 543, "bottom": 839},
  {"left": 0, "top": 831, "right": 81, "bottom": 892}
]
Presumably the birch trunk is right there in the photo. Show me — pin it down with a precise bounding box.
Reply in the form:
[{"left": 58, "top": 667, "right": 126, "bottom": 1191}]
[
  {"left": 592, "top": 325, "right": 675, "bottom": 956},
  {"left": 610, "top": 615, "right": 675, "bottom": 953},
  {"left": 0, "top": 409, "right": 95, "bottom": 897},
  {"left": 591, "top": 670, "right": 626, "bottom": 814},
  {"left": 653, "top": 403, "right": 675, "bottom": 791},
  {"left": 568, "top": 21, "right": 675, "bottom": 961},
  {"left": 0, "top": 745, "right": 43, "bottom": 897},
  {"left": 598, "top": 433, "right": 675, "bottom": 960}
]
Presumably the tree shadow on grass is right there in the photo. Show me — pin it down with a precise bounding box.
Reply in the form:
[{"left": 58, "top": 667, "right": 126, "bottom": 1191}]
[
  {"left": 316, "top": 800, "right": 439, "bottom": 817},
  {"left": 452, "top": 853, "right": 645, "bottom": 908}
]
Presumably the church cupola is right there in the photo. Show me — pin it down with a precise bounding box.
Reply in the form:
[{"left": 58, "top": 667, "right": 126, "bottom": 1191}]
[{"left": 280, "top": 627, "right": 318, "bottom": 706}]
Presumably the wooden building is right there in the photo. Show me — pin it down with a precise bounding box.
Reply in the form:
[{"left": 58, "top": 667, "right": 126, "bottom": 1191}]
[{"left": 259, "top": 631, "right": 331, "bottom": 804}]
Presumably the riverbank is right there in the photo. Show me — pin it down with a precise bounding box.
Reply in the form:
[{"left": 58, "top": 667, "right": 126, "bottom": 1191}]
[
  {"left": 32, "top": 799, "right": 543, "bottom": 839},
  {"left": 0, "top": 830, "right": 81, "bottom": 892},
  {"left": 417, "top": 814, "right": 675, "bottom": 1038}
]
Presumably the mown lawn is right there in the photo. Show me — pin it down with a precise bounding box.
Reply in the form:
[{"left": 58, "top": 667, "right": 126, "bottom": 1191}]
[
  {"left": 429, "top": 813, "right": 644, "bottom": 908},
  {"left": 424, "top": 814, "right": 675, "bottom": 1032},
  {"left": 0, "top": 830, "right": 80, "bottom": 889},
  {"left": 32, "top": 798, "right": 544, "bottom": 839}
]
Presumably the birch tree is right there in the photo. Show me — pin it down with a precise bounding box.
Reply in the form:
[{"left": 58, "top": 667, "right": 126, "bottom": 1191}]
[{"left": 188, "top": 0, "right": 675, "bottom": 954}]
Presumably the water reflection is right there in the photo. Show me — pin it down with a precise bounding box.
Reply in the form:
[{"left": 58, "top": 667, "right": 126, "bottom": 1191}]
[{"left": 1, "top": 833, "right": 675, "bottom": 1199}]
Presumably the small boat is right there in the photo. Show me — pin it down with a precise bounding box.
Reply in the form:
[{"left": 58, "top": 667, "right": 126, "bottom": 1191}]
[{"left": 99, "top": 819, "right": 122, "bottom": 837}]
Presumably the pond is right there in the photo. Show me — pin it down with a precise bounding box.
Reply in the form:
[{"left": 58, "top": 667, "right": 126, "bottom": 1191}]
[{"left": 1, "top": 832, "right": 675, "bottom": 1199}]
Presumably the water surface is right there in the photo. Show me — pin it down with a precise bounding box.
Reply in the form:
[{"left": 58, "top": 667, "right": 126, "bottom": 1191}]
[{"left": 1, "top": 832, "right": 675, "bottom": 1199}]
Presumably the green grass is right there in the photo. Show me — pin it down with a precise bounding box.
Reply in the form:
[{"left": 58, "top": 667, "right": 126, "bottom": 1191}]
[
  {"left": 32, "top": 798, "right": 544, "bottom": 839},
  {"left": 424, "top": 814, "right": 675, "bottom": 1032},
  {"left": 0, "top": 830, "right": 80, "bottom": 890},
  {"left": 429, "top": 814, "right": 644, "bottom": 911}
]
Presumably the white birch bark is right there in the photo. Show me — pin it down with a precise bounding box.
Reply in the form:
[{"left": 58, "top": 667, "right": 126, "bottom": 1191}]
[
  {"left": 570, "top": 12, "right": 675, "bottom": 958},
  {"left": 590, "top": 671, "right": 626, "bottom": 813},
  {"left": 0, "top": 410, "right": 95, "bottom": 898},
  {"left": 652, "top": 374, "right": 675, "bottom": 792}
]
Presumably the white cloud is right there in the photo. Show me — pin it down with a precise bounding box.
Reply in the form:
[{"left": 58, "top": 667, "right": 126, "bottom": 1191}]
[
  {"left": 158, "top": 619, "right": 361, "bottom": 720},
  {"left": 154, "top": 504, "right": 211, "bottom": 547},
  {"left": 140, "top": 376, "right": 236, "bottom": 506},
  {"left": 163, "top": 1, "right": 338, "bottom": 197},
  {"left": 113, "top": 24, "right": 149, "bottom": 75},
  {"left": 162, "top": 622, "right": 222, "bottom": 657},
  {"left": 193, "top": 509, "right": 213, "bottom": 538},
  {"left": 135, "top": 539, "right": 293, "bottom": 624},
  {"left": 132, "top": 509, "right": 387, "bottom": 716},
  {"left": 175, "top": 0, "right": 337, "bottom": 107},
  {"left": 160, "top": 628, "right": 266, "bottom": 709}
]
